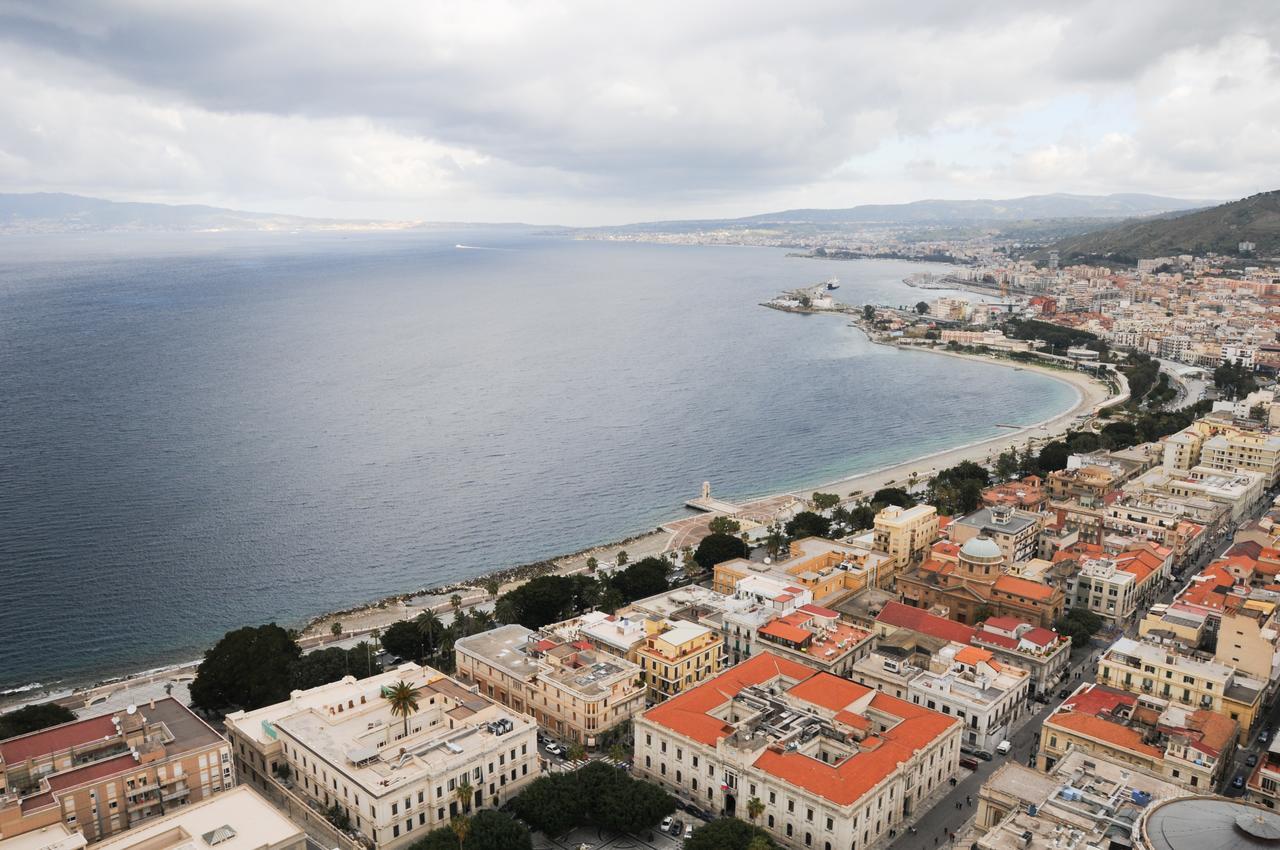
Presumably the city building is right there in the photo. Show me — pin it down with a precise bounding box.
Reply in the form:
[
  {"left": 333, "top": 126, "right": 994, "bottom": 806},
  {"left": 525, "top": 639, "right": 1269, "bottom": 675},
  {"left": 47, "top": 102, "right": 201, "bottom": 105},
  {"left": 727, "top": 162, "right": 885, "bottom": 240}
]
[
  {"left": 1096, "top": 637, "right": 1265, "bottom": 738},
  {"left": 224, "top": 664, "right": 536, "bottom": 850},
  {"left": 949, "top": 506, "right": 1043, "bottom": 564},
  {"left": 453, "top": 624, "right": 644, "bottom": 747},
  {"left": 981, "top": 476, "right": 1046, "bottom": 511},
  {"left": 0, "top": 699, "right": 232, "bottom": 843},
  {"left": 895, "top": 535, "right": 1065, "bottom": 628},
  {"left": 873, "top": 505, "right": 941, "bottom": 571},
  {"left": 1247, "top": 737, "right": 1280, "bottom": 809},
  {"left": 851, "top": 643, "right": 1030, "bottom": 751},
  {"left": 634, "top": 653, "right": 961, "bottom": 850},
  {"left": 1062, "top": 545, "right": 1169, "bottom": 627},
  {"left": 754, "top": 605, "right": 873, "bottom": 676},
  {"left": 89, "top": 788, "right": 303, "bottom": 850},
  {"left": 1136, "top": 796, "right": 1280, "bottom": 850},
  {"left": 974, "top": 750, "right": 1187, "bottom": 850},
  {"left": 634, "top": 618, "right": 724, "bottom": 703},
  {"left": 1037, "top": 683, "right": 1237, "bottom": 792},
  {"left": 713, "top": 537, "right": 893, "bottom": 600}
]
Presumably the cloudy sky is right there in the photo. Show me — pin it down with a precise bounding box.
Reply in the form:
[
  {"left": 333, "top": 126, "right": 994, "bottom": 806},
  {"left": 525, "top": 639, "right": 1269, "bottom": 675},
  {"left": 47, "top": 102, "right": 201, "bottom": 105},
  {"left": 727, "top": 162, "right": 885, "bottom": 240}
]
[{"left": 0, "top": 0, "right": 1277, "bottom": 224}]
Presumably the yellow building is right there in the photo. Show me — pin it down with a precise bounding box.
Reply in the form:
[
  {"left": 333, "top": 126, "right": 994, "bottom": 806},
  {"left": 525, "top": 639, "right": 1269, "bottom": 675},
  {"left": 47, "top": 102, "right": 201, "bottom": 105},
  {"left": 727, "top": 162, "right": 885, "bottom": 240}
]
[
  {"left": 873, "top": 504, "right": 940, "bottom": 571},
  {"left": 711, "top": 536, "right": 891, "bottom": 597},
  {"left": 1216, "top": 598, "right": 1280, "bottom": 683},
  {"left": 635, "top": 619, "right": 724, "bottom": 703},
  {"left": 1097, "top": 637, "right": 1265, "bottom": 740}
]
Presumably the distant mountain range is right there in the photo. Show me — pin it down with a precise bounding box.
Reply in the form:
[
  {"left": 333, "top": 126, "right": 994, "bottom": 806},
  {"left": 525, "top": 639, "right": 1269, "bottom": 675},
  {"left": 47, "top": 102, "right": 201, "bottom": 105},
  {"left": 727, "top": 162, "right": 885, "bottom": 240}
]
[
  {"left": 0, "top": 193, "right": 417, "bottom": 233},
  {"left": 1052, "top": 190, "right": 1280, "bottom": 262}
]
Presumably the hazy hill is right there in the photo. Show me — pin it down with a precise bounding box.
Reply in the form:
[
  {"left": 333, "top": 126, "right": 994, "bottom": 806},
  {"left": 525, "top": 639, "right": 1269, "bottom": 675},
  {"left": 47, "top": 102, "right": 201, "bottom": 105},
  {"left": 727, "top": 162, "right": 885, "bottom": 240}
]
[
  {"left": 733, "top": 193, "right": 1210, "bottom": 225},
  {"left": 0, "top": 193, "right": 413, "bottom": 233},
  {"left": 1053, "top": 191, "right": 1280, "bottom": 262}
]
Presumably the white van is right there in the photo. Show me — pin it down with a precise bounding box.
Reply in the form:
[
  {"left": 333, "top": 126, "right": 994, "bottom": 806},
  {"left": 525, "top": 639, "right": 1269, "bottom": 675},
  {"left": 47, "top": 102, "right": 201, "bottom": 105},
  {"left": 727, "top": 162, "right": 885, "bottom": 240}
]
[{"left": 995, "top": 740, "right": 1013, "bottom": 755}]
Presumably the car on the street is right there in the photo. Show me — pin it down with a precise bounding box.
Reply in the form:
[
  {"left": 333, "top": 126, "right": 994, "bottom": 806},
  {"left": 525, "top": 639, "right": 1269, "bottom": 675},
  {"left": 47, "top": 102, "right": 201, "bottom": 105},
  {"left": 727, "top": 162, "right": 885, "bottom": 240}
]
[
  {"left": 1261, "top": 730, "right": 1272, "bottom": 745},
  {"left": 544, "top": 743, "right": 561, "bottom": 757},
  {"left": 960, "top": 745, "right": 977, "bottom": 756},
  {"left": 996, "top": 740, "right": 1012, "bottom": 755},
  {"left": 1232, "top": 774, "right": 1245, "bottom": 790},
  {"left": 976, "top": 750, "right": 993, "bottom": 761},
  {"left": 1058, "top": 689, "right": 1069, "bottom": 699},
  {"left": 1247, "top": 753, "right": 1259, "bottom": 767},
  {"left": 661, "top": 817, "right": 674, "bottom": 832},
  {"left": 959, "top": 756, "right": 980, "bottom": 770},
  {"left": 684, "top": 824, "right": 694, "bottom": 839},
  {"left": 670, "top": 818, "right": 684, "bottom": 836}
]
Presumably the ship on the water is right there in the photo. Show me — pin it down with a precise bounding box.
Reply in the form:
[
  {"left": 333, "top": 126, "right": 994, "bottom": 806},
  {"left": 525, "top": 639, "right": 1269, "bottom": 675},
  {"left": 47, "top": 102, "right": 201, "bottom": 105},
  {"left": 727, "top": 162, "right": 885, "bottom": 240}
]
[{"left": 825, "top": 277, "right": 840, "bottom": 290}]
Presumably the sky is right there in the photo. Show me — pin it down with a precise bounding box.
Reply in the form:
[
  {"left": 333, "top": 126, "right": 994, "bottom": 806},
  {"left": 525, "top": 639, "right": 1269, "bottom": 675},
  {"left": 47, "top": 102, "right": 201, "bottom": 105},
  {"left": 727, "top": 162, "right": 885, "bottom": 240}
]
[{"left": 0, "top": 1, "right": 1278, "bottom": 225}]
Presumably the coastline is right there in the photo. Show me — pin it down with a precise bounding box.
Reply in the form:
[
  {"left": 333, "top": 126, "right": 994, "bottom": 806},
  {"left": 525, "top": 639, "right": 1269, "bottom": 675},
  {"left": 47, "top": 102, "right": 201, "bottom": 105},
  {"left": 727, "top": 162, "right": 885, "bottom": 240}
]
[{"left": 3, "top": 322, "right": 1115, "bottom": 715}]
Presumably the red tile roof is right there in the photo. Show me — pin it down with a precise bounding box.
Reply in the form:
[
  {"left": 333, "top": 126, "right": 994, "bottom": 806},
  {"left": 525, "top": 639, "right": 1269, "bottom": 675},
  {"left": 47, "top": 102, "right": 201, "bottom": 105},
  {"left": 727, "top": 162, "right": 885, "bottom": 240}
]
[
  {"left": 798, "top": 603, "right": 839, "bottom": 618},
  {"left": 0, "top": 714, "right": 119, "bottom": 764},
  {"left": 1021, "top": 627, "right": 1060, "bottom": 647},
  {"left": 876, "top": 601, "right": 976, "bottom": 644},
  {"left": 982, "top": 616, "right": 1022, "bottom": 632},
  {"left": 759, "top": 618, "right": 812, "bottom": 645}
]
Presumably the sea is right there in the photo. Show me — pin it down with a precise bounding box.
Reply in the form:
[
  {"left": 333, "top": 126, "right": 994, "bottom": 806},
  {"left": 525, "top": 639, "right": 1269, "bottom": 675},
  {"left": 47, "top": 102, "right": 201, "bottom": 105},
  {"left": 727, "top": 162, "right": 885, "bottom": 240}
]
[{"left": 0, "top": 229, "right": 1076, "bottom": 692}]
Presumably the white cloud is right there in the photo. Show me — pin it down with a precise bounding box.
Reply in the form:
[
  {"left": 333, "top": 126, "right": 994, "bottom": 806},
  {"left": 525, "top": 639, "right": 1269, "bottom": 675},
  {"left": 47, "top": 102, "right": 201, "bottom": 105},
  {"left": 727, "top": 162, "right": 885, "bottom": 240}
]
[{"left": 0, "top": 0, "right": 1276, "bottom": 222}]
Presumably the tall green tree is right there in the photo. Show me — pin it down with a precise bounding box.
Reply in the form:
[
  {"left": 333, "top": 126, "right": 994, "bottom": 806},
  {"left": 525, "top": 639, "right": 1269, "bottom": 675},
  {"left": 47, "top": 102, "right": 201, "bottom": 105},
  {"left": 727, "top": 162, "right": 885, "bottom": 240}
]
[
  {"left": 0, "top": 703, "right": 77, "bottom": 739},
  {"left": 190, "top": 624, "right": 301, "bottom": 712},
  {"left": 693, "top": 532, "right": 749, "bottom": 569}
]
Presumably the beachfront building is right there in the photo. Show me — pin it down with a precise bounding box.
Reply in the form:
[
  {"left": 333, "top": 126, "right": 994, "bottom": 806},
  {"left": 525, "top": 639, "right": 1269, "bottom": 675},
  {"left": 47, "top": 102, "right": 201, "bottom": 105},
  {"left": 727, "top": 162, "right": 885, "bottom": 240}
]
[
  {"left": 453, "top": 624, "right": 644, "bottom": 748},
  {"left": 851, "top": 643, "right": 1030, "bottom": 751},
  {"left": 1037, "top": 683, "right": 1237, "bottom": 792},
  {"left": 981, "top": 476, "right": 1046, "bottom": 511},
  {"left": 873, "top": 505, "right": 940, "bottom": 572},
  {"left": 223, "top": 664, "right": 536, "bottom": 850},
  {"left": 635, "top": 618, "right": 724, "bottom": 703},
  {"left": 939, "top": 329, "right": 1032, "bottom": 352},
  {"left": 895, "top": 535, "right": 1066, "bottom": 628},
  {"left": 1096, "top": 637, "right": 1265, "bottom": 739},
  {"left": 973, "top": 751, "right": 1187, "bottom": 850},
  {"left": 633, "top": 653, "right": 962, "bottom": 850},
  {"left": 948, "top": 506, "right": 1043, "bottom": 565},
  {"left": 0, "top": 699, "right": 232, "bottom": 844}
]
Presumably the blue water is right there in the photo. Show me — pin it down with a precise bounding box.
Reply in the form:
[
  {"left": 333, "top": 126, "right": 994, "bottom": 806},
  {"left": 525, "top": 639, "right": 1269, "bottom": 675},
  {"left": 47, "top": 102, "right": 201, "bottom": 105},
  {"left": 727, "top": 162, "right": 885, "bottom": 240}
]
[{"left": 0, "top": 230, "right": 1075, "bottom": 689}]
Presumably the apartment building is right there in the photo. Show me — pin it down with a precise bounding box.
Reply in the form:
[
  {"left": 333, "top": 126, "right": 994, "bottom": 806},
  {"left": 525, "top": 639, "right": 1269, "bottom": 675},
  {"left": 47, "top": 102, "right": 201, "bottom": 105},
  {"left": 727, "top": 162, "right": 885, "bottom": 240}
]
[
  {"left": 1215, "top": 596, "right": 1280, "bottom": 686},
  {"left": 852, "top": 643, "right": 1030, "bottom": 751},
  {"left": 1045, "top": 466, "right": 1116, "bottom": 504},
  {"left": 713, "top": 537, "right": 893, "bottom": 599},
  {"left": 1037, "top": 683, "right": 1237, "bottom": 792},
  {"left": 948, "top": 506, "right": 1042, "bottom": 564},
  {"left": 224, "top": 664, "right": 536, "bottom": 850},
  {"left": 0, "top": 699, "right": 232, "bottom": 843},
  {"left": 1129, "top": 466, "right": 1266, "bottom": 523},
  {"left": 635, "top": 619, "right": 724, "bottom": 703},
  {"left": 873, "top": 505, "right": 941, "bottom": 571},
  {"left": 1247, "top": 737, "right": 1280, "bottom": 810},
  {"left": 453, "top": 624, "right": 644, "bottom": 748},
  {"left": 1063, "top": 546, "right": 1168, "bottom": 627},
  {"left": 1163, "top": 418, "right": 1280, "bottom": 486},
  {"left": 981, "top": 476, "right": 1046, "bottom": 511},
  {"left": 634, "top": 653, "right": 961, "bottom": 850},
  {"left": 1097, "top": 637, "right": 1264, "bottom": 738}
]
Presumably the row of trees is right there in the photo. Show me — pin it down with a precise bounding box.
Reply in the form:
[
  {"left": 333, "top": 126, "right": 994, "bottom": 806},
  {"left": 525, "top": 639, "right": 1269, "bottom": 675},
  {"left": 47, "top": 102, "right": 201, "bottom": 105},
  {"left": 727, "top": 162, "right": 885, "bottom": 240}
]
[{"left": 0, "top": 703, "right": 77, "bottom": 739}]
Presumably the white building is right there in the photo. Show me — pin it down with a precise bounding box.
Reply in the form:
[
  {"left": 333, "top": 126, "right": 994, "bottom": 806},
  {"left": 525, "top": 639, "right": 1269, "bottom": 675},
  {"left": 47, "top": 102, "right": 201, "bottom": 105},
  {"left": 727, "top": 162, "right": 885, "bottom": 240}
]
[{"left": 224, "top": 664, "right": 536, "bottom": 850}]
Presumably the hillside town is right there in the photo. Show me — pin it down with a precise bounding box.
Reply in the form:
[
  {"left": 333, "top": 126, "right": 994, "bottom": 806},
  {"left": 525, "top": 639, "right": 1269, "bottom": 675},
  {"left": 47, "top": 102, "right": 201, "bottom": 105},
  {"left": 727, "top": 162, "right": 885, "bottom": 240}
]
[{"left": 5, "top": 248, "right": 1280, "bottom": 850}]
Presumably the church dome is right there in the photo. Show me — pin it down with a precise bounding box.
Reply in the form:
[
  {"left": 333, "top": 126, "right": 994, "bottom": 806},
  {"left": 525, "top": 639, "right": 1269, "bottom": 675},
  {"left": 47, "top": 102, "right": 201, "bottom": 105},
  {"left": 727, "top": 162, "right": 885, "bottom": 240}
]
[{"left": 959, "top": 535, "right": 1003, "bottom": 564}]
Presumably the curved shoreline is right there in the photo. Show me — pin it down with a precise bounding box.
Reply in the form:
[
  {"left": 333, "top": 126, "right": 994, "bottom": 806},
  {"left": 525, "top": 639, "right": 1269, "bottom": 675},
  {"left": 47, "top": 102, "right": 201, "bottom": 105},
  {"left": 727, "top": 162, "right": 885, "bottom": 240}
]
[{"left": 2, "top": 325, "right": 1114, "bottom": 712}]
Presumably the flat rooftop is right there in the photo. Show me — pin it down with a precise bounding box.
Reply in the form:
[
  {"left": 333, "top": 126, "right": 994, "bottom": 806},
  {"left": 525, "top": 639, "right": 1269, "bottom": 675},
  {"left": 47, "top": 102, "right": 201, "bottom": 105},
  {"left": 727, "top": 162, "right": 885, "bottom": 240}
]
[{"left": 91, "top": 787, "right": 301, "bottom": 850}]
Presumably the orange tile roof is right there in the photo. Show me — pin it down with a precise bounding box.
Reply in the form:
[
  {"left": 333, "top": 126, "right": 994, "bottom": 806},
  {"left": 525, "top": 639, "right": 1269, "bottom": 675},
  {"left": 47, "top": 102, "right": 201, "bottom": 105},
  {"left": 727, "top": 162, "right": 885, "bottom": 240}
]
[
  {"left": 759, "top": 618, "right": 812, "bottom": 645},
  {"left": 992, "top": 574, "right": 1056, "bottom": 601},
  {"left": 954, "top": 646, "right": 994, "bottom": 667},
  {"left": 876, "top": 601, "right": 977, "bottom": 644},
  {"left": 1047, "top": 711, "right": 1163, "bottom": 758},
  {"left": 644, "top": 658, "right": 958, "bottom": 807},
  {"left": 643, "top": 653, "right": 814, "bottom": 746},
  {"left": 0, "top": 714, "right": 119, "bottom": 764}
]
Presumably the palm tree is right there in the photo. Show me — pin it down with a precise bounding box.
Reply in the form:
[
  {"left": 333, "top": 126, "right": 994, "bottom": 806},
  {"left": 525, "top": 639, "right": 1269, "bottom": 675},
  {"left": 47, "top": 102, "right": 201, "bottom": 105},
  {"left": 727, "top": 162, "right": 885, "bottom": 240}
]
[
  {"left": 449, "top": 814, "right": 470, "bottom": 850},
  {"left": 450, "top": 593, "right": 463, "bottom": 614},
  {"left": 746, "top": 796, "right": 765, "bottom": 825},
  {"left": 416, "top": 611, "right": 443, "bottom": 659},
  {"left": 383, "top": 680, "right": 420, "bottom": 740},
  {"left": 455, "top": 779, "right": 473, "bottom": 815},
  {"left": 483, "top": 578, "right": 501, "bottom": 599}
]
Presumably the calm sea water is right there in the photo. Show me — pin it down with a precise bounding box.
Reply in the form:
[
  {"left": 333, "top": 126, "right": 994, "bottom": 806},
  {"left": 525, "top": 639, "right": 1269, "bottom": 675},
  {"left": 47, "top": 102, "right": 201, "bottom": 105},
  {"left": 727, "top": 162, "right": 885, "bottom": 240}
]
[{"left": 0, "top": 230, "right": 1075, "bottom": 689}]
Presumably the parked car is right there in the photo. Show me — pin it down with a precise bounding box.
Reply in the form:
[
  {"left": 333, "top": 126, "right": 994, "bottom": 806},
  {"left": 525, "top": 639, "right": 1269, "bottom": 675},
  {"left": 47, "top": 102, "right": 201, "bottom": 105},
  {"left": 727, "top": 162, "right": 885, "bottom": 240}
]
[
  {"left": 1248, "top": 753, "right": 1259, "bottom": 767},
  {"left": 976, "top": 750, "right": 993, "bottom": 761},
  {"left": 996, "top": 740, "right": 1013, "bottom": 755},
  {"left": 684, "top": 824, "right": 694, "bottom": 839},
  {"left": 544, "top": 743, "right": 562, "bottom": 757},
  {"left": 1261, "top": 730, "right": 1272, "bottom": 745},
  {"left": 670, "top": 819, "right": 684, "bottom": 836},
  {"left": 1058, "top": 689, "right": 1069, "bottom": 699},
  {"left": 959, "top": 756, "right": 980, "bottom": 770},
  {"left": 661, "top": 817, "right": 674, "bottom": 833},
  {"left": 960, "top": 745, "right": 978, "bottom": 756},
  {"left": 1232, "top": 774, "right": 1245, "bottom": 790}
]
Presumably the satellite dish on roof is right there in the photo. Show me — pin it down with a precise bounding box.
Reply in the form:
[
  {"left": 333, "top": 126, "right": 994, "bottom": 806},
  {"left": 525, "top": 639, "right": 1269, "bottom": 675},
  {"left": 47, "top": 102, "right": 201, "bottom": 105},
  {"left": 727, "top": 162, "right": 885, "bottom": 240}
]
[{"left": 126, "top": 704, "right": 136, "bottom": 715}]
